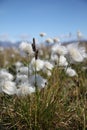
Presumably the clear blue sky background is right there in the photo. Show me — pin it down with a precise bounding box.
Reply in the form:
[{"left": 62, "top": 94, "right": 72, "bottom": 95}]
[{"left": 0, "top": 0, "right": 87, "bottom": 41}]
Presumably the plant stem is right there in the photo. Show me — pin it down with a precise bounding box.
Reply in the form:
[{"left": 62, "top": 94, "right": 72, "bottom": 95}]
[
  {"left": 83, "top": 93, "right": 86, "bottom": 130},
  {"left": 34, "top": 58, "right": 38, "bottom": 129}
]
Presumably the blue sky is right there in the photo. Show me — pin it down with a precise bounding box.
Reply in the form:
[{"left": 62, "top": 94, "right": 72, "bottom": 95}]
[{"left": 0, "top": 0, "right": 87, "bottom": 42}]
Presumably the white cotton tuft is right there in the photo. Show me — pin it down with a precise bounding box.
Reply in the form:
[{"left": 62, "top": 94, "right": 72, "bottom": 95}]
[
  {"left": 45, "top": 38, "right": 53, "bottom": 43},
  {"left": 2, "top": 81, "right": 16, "bottom": 95},
  {"left": 15, "top": 74, "right": 28, "bottom": 85},
  {"left": 29, "top": 74, "right": 47, "bottom": 89},
  {"left": 59, "top": 55, "right": 68, "bottom": 66},
  {"left": 67, "top": 43, "right": 87, "bottom": 62},
  {"left": 17, "top": 66, "right": 29, "bottom": 75},
  {"left": 19, "top": 42, "right": 34, "bottom": 56},
  {"left": 16, "top": 83, "right": 35, "bottom": 96},
  {"left": 0, "top": 70, "right": 14, "bottom": 81},
  {"left": 51, "top": 44, "right": 68, "bottom": 56},
  {"left": 15, "top": 61, "right": 23, "bottom": 68},
  {"left": 39, "top": 32, "right": 46, "bottom": 37},
  {"left": 65, "top": 67, "right": 77, "bottom": 77},
  {"left": 50, "top": 54, "right": 59, "bottom": 64},
  {"left": 44, "top": 61, "right": 53, "bottom": 70},
  {"left": 30, "top": 58, "right": 44, "bottom": 72}
]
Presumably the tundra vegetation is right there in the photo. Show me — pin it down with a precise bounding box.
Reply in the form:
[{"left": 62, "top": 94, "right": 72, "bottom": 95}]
[{"left": 0, "top": 36, "right": 87, "bottom": 130}]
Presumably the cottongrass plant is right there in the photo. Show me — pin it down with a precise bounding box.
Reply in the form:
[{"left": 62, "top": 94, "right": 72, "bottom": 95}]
[
  {"left": 0, "top": 38, "right": 87, "bottom": 130},
  {"left": 1, "top": 63, "right": 87, "bottom": 129}
]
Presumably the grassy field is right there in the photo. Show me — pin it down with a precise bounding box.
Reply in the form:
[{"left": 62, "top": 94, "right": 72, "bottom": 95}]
[{"left": 0, "top": 40, "right": 87, "bottom": 130}]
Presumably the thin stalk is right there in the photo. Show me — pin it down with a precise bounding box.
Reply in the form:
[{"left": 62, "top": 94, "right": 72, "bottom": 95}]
[
  {"left": 75, "top": 77, "right": 79, "bottom": 108},
  {"left": 27, "top": 56, "right": 32, "bottom": 129},
  {"left": 28, "top": 56, "right": 30, "bottom": 81},
  {"left": 83, "top": 93, "right": 86, "bottom": 130},
  {"left": 75, "top": 76, "right": 80, "bottom": 125},
  {"left": 29, "top": 96, "right": 32, "bottom": 130},
  {"left": 34, "top": 58, "right": 38, "bottom": 129}
]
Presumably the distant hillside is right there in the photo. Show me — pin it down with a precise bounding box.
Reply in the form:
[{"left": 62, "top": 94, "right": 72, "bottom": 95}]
[{"left": 0, "top": 40, "right": 21, "bottom": 48}]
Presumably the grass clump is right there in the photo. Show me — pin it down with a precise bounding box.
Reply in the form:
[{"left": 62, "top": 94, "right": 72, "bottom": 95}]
[{"left": 0, "top": 65, "right": 87, "bottom": 130}]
